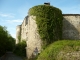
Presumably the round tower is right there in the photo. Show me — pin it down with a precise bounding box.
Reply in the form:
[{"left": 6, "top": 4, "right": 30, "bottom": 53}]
[
  {"left": 27, "top": 3, "right": 63, "bottom": 59},
  {"left": 16, "top": 25, "right": 21, "bottom": 44}
]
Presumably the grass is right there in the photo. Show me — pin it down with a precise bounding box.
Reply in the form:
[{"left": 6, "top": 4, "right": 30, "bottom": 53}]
[{"left": 37, "top": 40, "right": 80, "bottom": 60}]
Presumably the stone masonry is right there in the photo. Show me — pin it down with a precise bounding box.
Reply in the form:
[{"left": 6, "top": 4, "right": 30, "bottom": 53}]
[
  {"left": 63, "top": 14, "right": 80, "bottom": 40},
  {"left": 27, "top": 16, "right": 42, "bottom": 58},
  {"left": 16, "top": 15, "right": 42, "bottom": 58},
  {"left": 16, "top": 14, "right": 80, "bottom": 59}
]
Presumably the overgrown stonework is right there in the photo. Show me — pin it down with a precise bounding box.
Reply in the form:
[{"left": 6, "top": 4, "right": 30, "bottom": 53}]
[
  {"left": 29, "top": 4, "right": 63, "bottom": 49},
  {"left": 16, "top": 3, "right": 80, "bottom": 59}
]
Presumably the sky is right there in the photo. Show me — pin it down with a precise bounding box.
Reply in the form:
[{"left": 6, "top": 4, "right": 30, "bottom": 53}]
[{"left": 0, "top": 0, "right": 80, "bottom": 38}]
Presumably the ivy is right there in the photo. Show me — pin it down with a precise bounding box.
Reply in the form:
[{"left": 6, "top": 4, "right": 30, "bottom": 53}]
[{"left": 29, "top": 5, "right": 63, "bottom": 48}]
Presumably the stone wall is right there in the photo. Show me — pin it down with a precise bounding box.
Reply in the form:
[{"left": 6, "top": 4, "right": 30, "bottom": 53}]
[
  {"left": 16, "top": 14, "right": 80, "bottom": 59},
  {"left": 63, "top": 14, "right": 80, "bottom": 40},
  {"left": 21, "top": 16, "right": 28, "bottom": 41},
  {"left": 16, "top": 25, "right": 21, "bottom": 44},
  {"left": 16, "top": 16, "right": 42, "bottom": 58},
  {"left": 57, "top": 50, "right": 80, "bottom": 60},
  {"left": 27, "top": 16, "right": 42, "bottom": 58},
  {"left": 16, "top": 16, "right": 28, "bottom": 44}
]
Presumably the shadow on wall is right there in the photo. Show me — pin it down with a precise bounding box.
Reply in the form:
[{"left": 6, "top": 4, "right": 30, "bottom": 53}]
[{"left": 62, "top": 17, "right": 80, "bottom": 40}]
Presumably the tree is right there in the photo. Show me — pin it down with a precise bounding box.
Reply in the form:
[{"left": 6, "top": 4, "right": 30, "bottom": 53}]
[
  {"left": 0, "top": 25, "right": 15, "bottom": 57},
  {"left": 14, "top": 40, "right": 26, "bottom": 57}
]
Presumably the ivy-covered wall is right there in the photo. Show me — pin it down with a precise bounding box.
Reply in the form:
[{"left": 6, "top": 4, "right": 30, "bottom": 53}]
[{"left": 29, "top": 5, "right": 63, "bottom": 48}]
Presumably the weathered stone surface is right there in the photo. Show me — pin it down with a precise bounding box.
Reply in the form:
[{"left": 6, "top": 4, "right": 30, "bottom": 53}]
[
  {"left": 16, "top": 25, "right": 21, "bottom": 44},
  {"left": 63, "top": 15, "right": 80, "bottom": 40},
  {"left": 27, "top": 16, "right": 42, "bottom": 58},
  {"left": 16, "top": 16, "right": 28, "bottom": 44},
  {"left": 57, "top": 51, "right": 80, "bottom": 60},
  {"left": 16, "top": 16, "right": 42, "bottom": 59},
  {"left": 21, "top": 16, "right": 28, "bottom": 41}
]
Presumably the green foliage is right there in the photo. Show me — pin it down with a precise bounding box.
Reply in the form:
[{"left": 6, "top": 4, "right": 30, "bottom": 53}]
[
  {"left": 7, "top": 36, "right": 15, "bottom": 51},
  {"left": 18, "top": 36, "right": 21, "bottom": 43},
  {"left": 37, "top": 40, "right": 80, "bottom": 60},
  {"left": 29, "top": 5, "right": 63, "bottom": 48},
  {"left": 14, "top": 40, "right": 27, "bottom": 57},
  {"left": 0, "top": 25, "right": 15, "bottom": 57}
]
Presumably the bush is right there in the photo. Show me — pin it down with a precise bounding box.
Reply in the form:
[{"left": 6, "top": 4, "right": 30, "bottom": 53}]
[
  {"left": 14, "top": 41, "right": 26, "bottom": 57},
  {"left": 37, "top": 40, "right": 80, "bottom": 60},
  {"left": 29, "top": 5, "right": 63, "bottom": 48}
]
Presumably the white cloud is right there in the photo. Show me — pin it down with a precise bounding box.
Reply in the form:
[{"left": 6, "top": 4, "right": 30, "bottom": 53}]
[
  {"left": 6, "top": 19, "right": 23, "bottom": 23},
  {"left": 0, "top": 13, "right": 14, "bottom": 18}
]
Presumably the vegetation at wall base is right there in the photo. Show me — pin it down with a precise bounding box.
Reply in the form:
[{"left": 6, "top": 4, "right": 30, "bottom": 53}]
[
  {"left": 13, "top": 40, "right": 26, "bottom": 57},
  {"left": 37, "top": 40, "right": 80, "bottom": 60},
  {"left": 29, "top": 5, "right": 63, "bottom": 48}
]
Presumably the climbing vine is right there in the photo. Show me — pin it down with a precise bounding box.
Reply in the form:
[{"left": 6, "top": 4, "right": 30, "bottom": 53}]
[{"left": 29, "top": 5, "right": 63, "bottom": 48}]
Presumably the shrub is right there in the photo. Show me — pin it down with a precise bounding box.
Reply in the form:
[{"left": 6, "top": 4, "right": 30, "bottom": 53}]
[
  {"left": 14, "top": 41, "right": 26, "bottom": 57},
  {"left": 37, "top": 40, "right": 80, "bottom": 60},
  {"left": 29, "top": 5, "right": 63, "bottom": 48}
]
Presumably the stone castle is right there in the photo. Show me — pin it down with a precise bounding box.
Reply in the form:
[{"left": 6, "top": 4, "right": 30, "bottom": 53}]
[{"left": 16, "top": 3, "right": 80, "bottom": 59}]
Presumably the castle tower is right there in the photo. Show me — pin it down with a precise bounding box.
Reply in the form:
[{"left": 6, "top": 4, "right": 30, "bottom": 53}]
[
  {"left": 27, "top": 3, "right": 63, "bottom": 59},
  {"left": 16, "top": 25, "right": 21, "bottom": 44}
]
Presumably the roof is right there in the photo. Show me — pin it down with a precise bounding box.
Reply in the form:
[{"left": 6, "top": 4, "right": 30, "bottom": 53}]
[{"left": 63, "top": 14, "right": 80, "bottom": 16}]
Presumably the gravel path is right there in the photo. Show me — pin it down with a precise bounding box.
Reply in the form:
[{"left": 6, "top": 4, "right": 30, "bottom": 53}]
[{"left": 0, "top": 52, "right": 23, "bottom": 60}]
